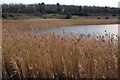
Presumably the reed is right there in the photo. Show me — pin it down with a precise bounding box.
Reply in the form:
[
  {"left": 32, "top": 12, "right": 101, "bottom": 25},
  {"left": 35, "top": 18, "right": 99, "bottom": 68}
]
[
  {"left": 2, "top": 30, "right": 118, "bottom": 79},
  {"left": 2, "top": 18, "right": 118, "bottom": 32}
]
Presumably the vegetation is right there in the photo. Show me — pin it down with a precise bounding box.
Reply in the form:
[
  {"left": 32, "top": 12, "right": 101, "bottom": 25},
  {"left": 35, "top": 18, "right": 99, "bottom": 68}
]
[
  {"left": 105, "top": 16, "right": 109, "bottom": 19},
  {"left": 2, "top": 13, "right": 42, "bottom": 20},
  {"left": 2, "top": 19, "right": 118, "bottom": 79},
  {"left": 65, "top": 13, "right": 72, "bottom": 19},
  {"left": 2, "top": 3, "right": 119, "bottom": 79},
  {"left": 3, "top": 30, "right": 118, "bottom": 79},
  {"left": 2, "top": 13, "right": 67, "bottom": 20},
  {"left": 2, "top": 12, "right": 118, "bottom": 20},
  {"left": 2, "top": 19, "right": 118, "bottom": 32},
  {"left": 2, "top": 3, "right": 118, "bottom": 19},
  {"left": 97, "top": 17, "right": 101, "bottom": 19}
]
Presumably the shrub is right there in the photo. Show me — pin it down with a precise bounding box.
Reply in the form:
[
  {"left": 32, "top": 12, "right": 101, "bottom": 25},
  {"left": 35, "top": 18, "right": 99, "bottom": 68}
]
[
  {"left": 65, "top": 13, "right": 72, "bottom": 19},
  {"left": 97, "top": 17, "right": 101, "bottom": 19},
  {"left": 105, "top": 16, "right": 109, "bottom": 19},
  {"left": 2, "top": 14, "right": 8, "bottom": 18},
  {"left": 112, "top": 14, "right": 116, "bottom": 16}
]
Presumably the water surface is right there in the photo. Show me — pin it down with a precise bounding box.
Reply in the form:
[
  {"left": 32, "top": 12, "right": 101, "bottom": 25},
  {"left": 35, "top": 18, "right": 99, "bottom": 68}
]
[{"left": 27, "top": 24, "right": 118, "bottom": 35}]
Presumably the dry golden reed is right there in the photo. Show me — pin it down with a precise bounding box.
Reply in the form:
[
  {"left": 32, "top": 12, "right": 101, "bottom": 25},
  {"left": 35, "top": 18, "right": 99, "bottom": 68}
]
[
  {"left": 2, "top": 30, "right": 118, "bottom": 79},
  {"left": 2, "top": 18, "right": 118, "bottom": 32}
]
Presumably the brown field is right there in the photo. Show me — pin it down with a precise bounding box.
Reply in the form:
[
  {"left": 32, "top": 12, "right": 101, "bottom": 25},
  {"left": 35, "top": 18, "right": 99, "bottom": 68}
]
[
  {"left": 2, "top": 19, "right": 118, "bottom": 79},
  {"left": 3, "top": 18, "right": 118, "bottom": 31}
]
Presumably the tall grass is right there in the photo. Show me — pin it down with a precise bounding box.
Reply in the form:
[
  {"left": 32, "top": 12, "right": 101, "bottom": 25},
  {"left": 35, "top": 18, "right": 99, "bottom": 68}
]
[
  {"left": 2, "top": 19, "right": 118, "bottom": 32},
  {"left": 2, "top": 30, "right": 118, "bottom": 79}
]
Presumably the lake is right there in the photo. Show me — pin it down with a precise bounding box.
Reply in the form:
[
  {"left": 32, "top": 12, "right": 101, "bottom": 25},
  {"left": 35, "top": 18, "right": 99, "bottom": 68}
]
[{"left": 28, "top": 24, "right": 118, "bottom": 35}]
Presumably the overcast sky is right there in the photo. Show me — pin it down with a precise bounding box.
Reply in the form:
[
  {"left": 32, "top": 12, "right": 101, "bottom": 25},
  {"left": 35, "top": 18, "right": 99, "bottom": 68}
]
[{"left": 1, "top": 0, "right": 120, "bottom": 7}]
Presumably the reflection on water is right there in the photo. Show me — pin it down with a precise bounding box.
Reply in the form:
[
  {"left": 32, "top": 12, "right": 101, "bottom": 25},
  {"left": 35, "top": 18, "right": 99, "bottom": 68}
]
[{"left": 27, "top": 24, "right": 118, "bottom": 35}]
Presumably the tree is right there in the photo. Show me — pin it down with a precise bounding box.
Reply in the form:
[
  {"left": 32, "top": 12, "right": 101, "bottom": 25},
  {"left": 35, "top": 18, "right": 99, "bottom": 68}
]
[
  {"left": 57, "top": 3, "right": 60, "bottom": 6},
  {"left": 79, "top": 6, "right": 82, "bottom": 11},
  {"left": 105, "top": 6, "right": 108, "bottom": 8},
  {"left": 41, "top": 2, "right": 45, "bottom": 5},
  {"left": 56, "top": 3, "right": 61, "bottom": 13},
  {"left": 38, "top": 3, "right": 41, "bottom": 5},
  {"left": 2, "top": 3, "right": 118, "bottom": 16}
]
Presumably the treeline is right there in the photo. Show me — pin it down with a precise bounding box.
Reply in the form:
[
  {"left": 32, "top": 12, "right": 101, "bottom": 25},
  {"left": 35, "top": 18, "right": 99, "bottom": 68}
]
[{"left": 2, "top": 2, "right": 118, "bottom": 16}]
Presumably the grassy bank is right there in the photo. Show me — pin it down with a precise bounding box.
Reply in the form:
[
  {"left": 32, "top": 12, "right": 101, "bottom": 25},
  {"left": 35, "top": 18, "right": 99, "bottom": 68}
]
[
  {"left": 2, "top": 13, "right": 72, "bottom": 20},
  {"left": 2, "top": 13, "right": 118, "bottom": 20},
  {"left": 3, "top": 31, "right": 118, "bottom": 79},
  {"left": 3, "top": 18, "right": 118, "bottom": 31}
]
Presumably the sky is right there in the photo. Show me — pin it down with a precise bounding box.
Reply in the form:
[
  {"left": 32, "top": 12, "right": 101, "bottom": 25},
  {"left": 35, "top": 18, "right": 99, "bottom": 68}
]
[{"left": 1, "top": 0, "right": 120, "bottom": 7}]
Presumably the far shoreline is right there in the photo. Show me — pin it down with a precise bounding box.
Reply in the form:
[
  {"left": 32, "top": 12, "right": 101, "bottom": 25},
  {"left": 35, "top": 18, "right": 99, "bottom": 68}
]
[
  {"left": 2, "top": 18, "right": 118, "bottom": 30},
  {"left": 55, "top": 23, "right": 118, "bottom": 28}
]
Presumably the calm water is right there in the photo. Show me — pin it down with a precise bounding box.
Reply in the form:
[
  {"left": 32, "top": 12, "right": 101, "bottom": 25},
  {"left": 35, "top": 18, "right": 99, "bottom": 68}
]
[{"left": 28, "top": 24, "right": 118, "bottom": 35}]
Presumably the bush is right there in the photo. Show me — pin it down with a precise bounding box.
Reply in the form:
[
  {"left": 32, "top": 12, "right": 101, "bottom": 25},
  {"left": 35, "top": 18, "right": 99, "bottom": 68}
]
[
  {"left": 43, "top": 16, "right": 47, "bottom": 19},
  {"left": 2, "top": 14, "right": 9, "bottom": 18},
  {"left": 2, "top": 15, "right": 7, "bottom": 18},
  {"left": 105, "top": 16, "right": 109, "bottom": 19},
  {"left": 97, "top": 17, "right": 101, "bottom": 19},
  {"left": 9, "top": 14, "right": 14, "bottom": 17},
  {"left": 78, "top": 12, "right": 90, "bottom": 16},
  {"left": 65, "top": 13, "right": 72, "bottom": 19},
  {"left": 112, "top": 14, "right": 116, "bottom": 16}
]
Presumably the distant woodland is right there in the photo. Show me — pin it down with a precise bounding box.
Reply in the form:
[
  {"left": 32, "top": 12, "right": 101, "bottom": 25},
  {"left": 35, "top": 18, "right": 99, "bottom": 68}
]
[{"left": 2, "top": 3, "right": 119, "bottom": 19}]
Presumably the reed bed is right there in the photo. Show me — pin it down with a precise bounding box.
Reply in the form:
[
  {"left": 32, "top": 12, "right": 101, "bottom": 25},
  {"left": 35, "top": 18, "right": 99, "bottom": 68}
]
[
  {"left": 3, "top": 19, "right": 118, "bottom": 32},
  {"left": 2, "top": 30, "right": 118, "bottom": 79}
]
